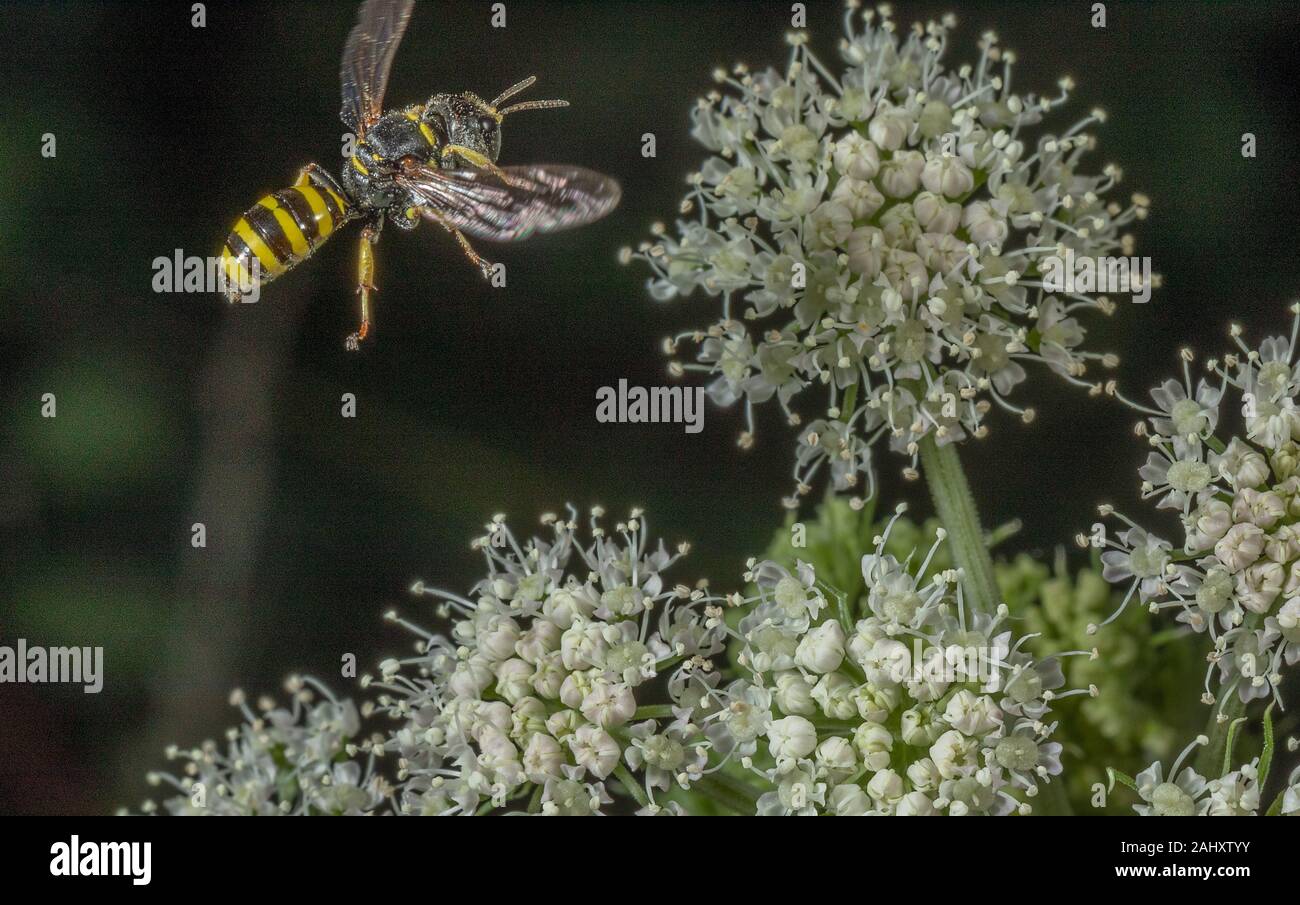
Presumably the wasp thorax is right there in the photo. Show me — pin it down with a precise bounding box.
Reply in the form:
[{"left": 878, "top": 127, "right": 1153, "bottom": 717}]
[{"left": 424, "top": 92, "right": 502, "bottom": 167}]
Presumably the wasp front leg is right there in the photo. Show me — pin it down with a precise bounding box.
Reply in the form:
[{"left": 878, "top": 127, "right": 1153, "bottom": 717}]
[
  {"left": 423, "top": 206, "right": 495, "bottom": 280},
  {"left": 439, "top": 144, "right": 529, "bottom": 190},
  {"left": 346, "top": 224, "right": 380, "bottom": 351}
]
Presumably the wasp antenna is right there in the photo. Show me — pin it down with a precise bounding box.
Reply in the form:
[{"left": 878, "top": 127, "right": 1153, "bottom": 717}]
[
  {"left": 491, "top": 75, "right": 538, "bottom": 108},
  {"left": 499, "top": 98, "right": 570, "bottom": 116}
]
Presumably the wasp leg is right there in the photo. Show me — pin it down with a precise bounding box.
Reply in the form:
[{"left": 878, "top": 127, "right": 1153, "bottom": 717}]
[
  {"left": 295, "top": 163, "right": 345, "bottom": 196},
  {"left": 345, "top": 225, "right": 380, "bottom": 351},
  {"left": 424, "top": 207, "right": 495, "bottom": 280},
  {"left": 439, "top": 144, "right": 529, "bottom": 189}
]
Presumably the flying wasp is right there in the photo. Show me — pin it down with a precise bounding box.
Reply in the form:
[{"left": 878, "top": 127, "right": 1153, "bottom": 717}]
[{"left": 219, "top": 0, "right": 621, "bottom": 350}]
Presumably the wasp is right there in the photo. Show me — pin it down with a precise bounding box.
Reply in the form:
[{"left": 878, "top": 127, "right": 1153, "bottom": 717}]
[{"left": 219, "top": 0, "right": 621, "bottom": 349}]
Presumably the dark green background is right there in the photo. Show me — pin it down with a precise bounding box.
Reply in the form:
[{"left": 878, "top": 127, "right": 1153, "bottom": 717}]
[{"left": 1, "top": 0, "right": 1297, "bottom": 814}]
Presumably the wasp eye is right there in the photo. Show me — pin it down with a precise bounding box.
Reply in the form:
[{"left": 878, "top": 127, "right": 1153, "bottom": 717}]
[{"left": 479, "top": 115, "right": 498, "bottom": 133}]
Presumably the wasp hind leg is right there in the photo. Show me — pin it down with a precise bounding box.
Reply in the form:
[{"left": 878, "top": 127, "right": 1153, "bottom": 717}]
[
  {"left": 295, "top": 162, "right": 346, "bottom": 198},
  {"left": 424, "top": 207, "right": 495, "bottom": 281},
  {"left": 346, "top": 224, "right": 380, "bottom": 352}
]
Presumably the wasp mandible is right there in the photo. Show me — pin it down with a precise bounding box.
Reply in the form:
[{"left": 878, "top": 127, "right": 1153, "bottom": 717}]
[{"left": 219, "top": 0, "right": 621, "bottom": 350}]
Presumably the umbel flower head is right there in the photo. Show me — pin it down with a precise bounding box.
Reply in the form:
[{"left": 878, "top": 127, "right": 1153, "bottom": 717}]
[
  {"left": 1125, "top": 736, "right": 1252, "bottom": 817},
  {"left": 697, "top": 504, "right": 1086, "bottom": 815},
  {"left": 762, "top": 496, "right": 1205, "bottom": 813},
  {"left": 1113, "top": 731, "right": 1300, "bottom": 816},
  {"left": 367, "top": 508, "right": 728, "bottom": 815},
  {"left": 137, "top": 504, "right": 1111, "bottom": 816},
  {"left": 1094, "top": 306, "right": 1300, "bottom": 712},
  {"left": 138, "top": 678, "right": 383, "bottom": 816},
  {"left": 629, "top": 1, "right": 1150, "bottom": 505}
]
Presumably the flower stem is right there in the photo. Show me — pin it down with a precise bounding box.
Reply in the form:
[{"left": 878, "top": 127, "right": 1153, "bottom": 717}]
[
  {"left": 613, "top": 763, "right": 650, "bottom": 809},
  {"left": 917, "top": 434, "right": 999, "bottom": 614},
  {"left": 693, "top": 773, "right": 757, "bottom": 814},
  {"left": 839, "top": 381, "right": 859, "bottom": 423},
  {"left": 632, "top": 704, "right": 676, "bottom": 720},
  {"left": 1194, "top": 691, "right": 1248, "bottom": 778},
  {"left": 1036, "top": 776, "right": 1074, "bottom": 816},
  {"left": 1194, "top": 613, "right": 1261, "bottom": 777}
]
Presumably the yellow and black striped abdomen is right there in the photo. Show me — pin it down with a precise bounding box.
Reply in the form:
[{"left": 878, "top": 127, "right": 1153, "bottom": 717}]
[{"left": 219, "top": 176, "right": 350, "bottom": 301}]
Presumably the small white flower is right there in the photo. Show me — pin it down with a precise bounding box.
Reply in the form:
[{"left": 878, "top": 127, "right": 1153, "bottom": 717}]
[
  {"left": 815, "top": 736, "right": 858, "bottom": 777},
  {"left": 522, "top": 733, "right": 566, "bottom": 784},
  {"left": 921, "top": 155, "right": 974, "bottom": 198},
  {"left": 866, "top": 768, "right": 905, "bottom": 807},
  {"left": 569, "top": 724, "right": 620, "bottom": 780},
  {"left": 930, "top": 729, "right": 979, "bottom": 780},
  {"left": 942, "top": 688, "right": 1003, "bottom": 736},
  {"left": 767, "top": 715, "right": 819, "bottom": 766},
  {"left": 773, "top": 670, "right": 818, "bottom": 716},
  {"left": 895, "top": 790, "right": 938, "bottom": 816},
  {"left": 853, "top": 722, "right": 895, "bottom": 771},
  {"left": 1215, "top": 523, "right": 1265, "bottom": 574},
  {"left": 579, "top": 679, "right": 637, "bottom": 728},
  {"left": 832, "top": 132, "right": 881, "bottom": 180},
  {"left": 828, "top": 783, "right": 872, "bottom": 815},
  {"left": 795, "top": 619, "right": 846, "bottom": 673}
]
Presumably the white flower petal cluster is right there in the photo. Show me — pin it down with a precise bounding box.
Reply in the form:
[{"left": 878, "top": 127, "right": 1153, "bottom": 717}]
[
  {"left": 1130, "top": 736, "right": 1263, "bottom": 816},
  {"left": 141, "top": 679, "right": 380, "bottom": 816},
  {"left": 1284, "top": 764, "right": 1300, "bottom": 816},
  {"left": 631, "top": 2, "right": 1148, "bottom": 504},
  {"left": 369, "top": 508, "right": 726, "bottom": 815},
  {"left": 1097, "top": 307, "right": 1300, "bottom": 709},
  {"left": 699, "top": 504, "right": 1071, "bottom": 815}
]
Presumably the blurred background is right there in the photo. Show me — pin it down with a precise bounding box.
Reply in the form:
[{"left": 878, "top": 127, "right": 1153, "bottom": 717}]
[{"left": 1, "top": 0, "right": 1298, "bottom": 814}]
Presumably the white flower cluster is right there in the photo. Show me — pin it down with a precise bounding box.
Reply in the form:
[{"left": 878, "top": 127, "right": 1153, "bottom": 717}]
[
  {"left": 1286, "top": 764, "right": 1300, "bottom": 816},
  {"left": 1125, "top": 733, "right": 1300, "bottom": 816},
  {"left": 630, "top": 1, "right": 1148, "bottom": 504},
  {"left": 1132, "top": 748, "right": 1258, "bottom": 817},
  {"left": 367, "top": 508, "right": 727, "bottom": 815},
  {"left": 140, "top": 678, "right": 383, "bottom": 816},
  {"left": 698, "top": 504, "right": 1078, "bottom": 815},
  {"left": 1097, "top": 306, "right": 1300, "bottom": 711}
]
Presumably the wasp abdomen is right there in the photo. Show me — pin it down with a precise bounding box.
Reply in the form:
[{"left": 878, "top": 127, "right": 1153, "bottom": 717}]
[{"left": 220, "top": 176, "right": 351, "bottom": 301}]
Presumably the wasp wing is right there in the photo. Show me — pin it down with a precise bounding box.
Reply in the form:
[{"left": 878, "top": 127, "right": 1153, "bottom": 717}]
[
  {"left": 340, "top": 0, "right": 414, "bottom": 136},
  {"left": 396, "top": 163, "right": 622, "bottom": 242}
]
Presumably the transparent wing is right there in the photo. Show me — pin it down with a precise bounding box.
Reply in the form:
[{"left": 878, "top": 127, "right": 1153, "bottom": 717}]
[
  {"left": 340, "top": 0, "right": 414, "bottom": 136},
  {"left": 395, "top": 163, "right": 622, "bottom": 242}
]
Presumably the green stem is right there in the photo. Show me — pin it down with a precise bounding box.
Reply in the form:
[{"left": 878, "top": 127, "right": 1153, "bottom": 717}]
[
  {"left": 916, "top": 434, "right": 999, "bottom": 614},
  {"left": 632, "top": 704, "right": 676, "bottom": 720},
  {"left": 692, "top": 775, "right": 755, "bottom": 815},
  {"left": 1194, "top": 692, "right": 1248, "bottom": 778},
  {"left": 1036, "top": 776, "right": 1074, "bottom": 816},
  {"left": 1194, "top": 612, "right": 1262, "bottom": 777},
  {"left": 839, "top": 381, "right": 859, "bottom": 423},
  {"left": 613, "top": 763, "right": 650, "bottom": 809},
  {"left": 707, "top": 768, "right": 765, "bottom": 807}
]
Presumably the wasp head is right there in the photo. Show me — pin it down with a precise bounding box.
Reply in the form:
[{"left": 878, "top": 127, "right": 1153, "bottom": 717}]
[
  {"left": 423, "top": 92, "right": 502, "bottom": 167},
  {"left": 422, "top": 77, "right": 568, "bottom": 171}
]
